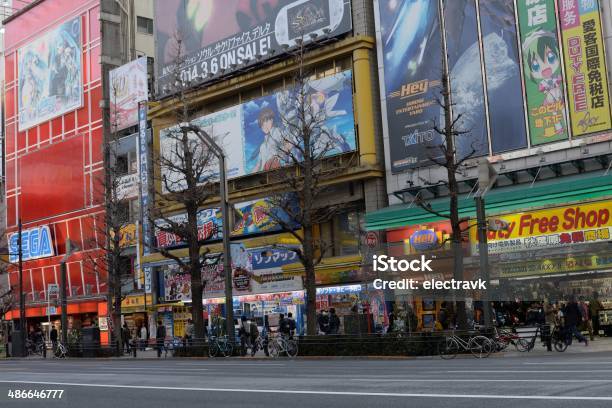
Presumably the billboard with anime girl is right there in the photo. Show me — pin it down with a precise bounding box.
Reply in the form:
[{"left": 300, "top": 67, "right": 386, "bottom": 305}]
[
  {"left": 516, "top": 0, "right": 569, "bottom": 145},
  {"left": 18, "top": 16, "right": 82, "bottom": 131}
]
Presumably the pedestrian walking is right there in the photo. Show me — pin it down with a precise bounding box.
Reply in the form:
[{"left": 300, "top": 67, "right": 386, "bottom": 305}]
[
  {"left": 543, "top": 300, "right": 556, "bottom": 351},
  {"left": 184, "top": 319, "right": 194, "bottom": 346},
  {"left": 140, "top": 324, "right": 147, "bottom": 351},
  {"left": 589, "top": 292, "right": 603, "bottom": 338},
  {"left": 238, "top": 316, "right": 250, "bottom": 356},
  {"left": 328, "top": 308, "right": 340, "bottom": 334},
  {"left": 50, "top": 325, "right": 58, "bottom": 354},
  {"left": 287, "top": 312, "right": 297, "bottom": 338},
  {"left": 563, "top": 297, "right": 588, "bottom": 346},
  {"left": 156, "top": 321, "right": 166, "bottom": 358},
  {"left": 122, "top": 323, "right": 131, "bottom": 354},
  {"left": 317, "top": 310, "right": 330, "bottom": 335},
  {"left": 578, "top": 298, "right": 593, "bottom": 341}
]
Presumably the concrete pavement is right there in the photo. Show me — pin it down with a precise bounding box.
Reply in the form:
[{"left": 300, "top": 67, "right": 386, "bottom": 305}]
[{"left": 1, "top": 350, "right": 612, "bottom": 407}]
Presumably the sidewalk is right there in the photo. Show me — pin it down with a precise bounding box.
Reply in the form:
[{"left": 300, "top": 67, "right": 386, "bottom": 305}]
[{"left": 503, "top": 335, "right": 612, "bottom": 356}]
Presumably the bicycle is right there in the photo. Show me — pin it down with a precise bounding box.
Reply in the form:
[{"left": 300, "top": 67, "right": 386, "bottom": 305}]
[
  {"left": 268, "top": 333, "right": 298, "bottom": 358},
  {"left": 491, "top": 326, "right": 530, "bottom": 352},
  {"left": 208, "top": 335, "right": 233, "bottom": 358},
  {"left": 26, "top": 339, "right": 47, "bottom": 358},
  {"left": 438, "top": 331, "right": 493, "bottom": 359},
  {"left": 53, "top": 341, "right": 68, "bottom": 358},
  {"left": 521, "top": 324, "right": 566, "bottom": 352},
  {"left": 250, "top": 333, "right": 269, "bottom": 357}
]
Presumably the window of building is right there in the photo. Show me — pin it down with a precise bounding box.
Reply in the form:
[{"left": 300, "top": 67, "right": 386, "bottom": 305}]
[
  {"left": 116, "top": 155, "right": 129, "bottom": 176},
  {"left": 332, "top": 210, "right": 364, "bottom": 256},
  {"left": 137, "top": 16, "right": 153, "bottom": 35}
]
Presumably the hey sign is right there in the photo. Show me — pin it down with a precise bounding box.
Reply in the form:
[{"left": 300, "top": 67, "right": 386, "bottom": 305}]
[{"left": 9, "top": 225, "right": 55, "bottom": 262}]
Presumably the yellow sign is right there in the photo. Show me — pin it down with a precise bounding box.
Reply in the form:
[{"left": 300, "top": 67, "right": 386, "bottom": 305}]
[
  {"left": 559, "top": 0, "right": 612, "bottom": 137},
  {"left": 499, "top": 254, "right": 612, "bottom": 278},
  {"left": 116, "top": 224, "right": 137, "bottom": 247},
  {"left": 471, "top": 201, "right": 612, "bottom": 254},
  {"left": 121, "top": 295, "right": 146, "bottom": 309}
]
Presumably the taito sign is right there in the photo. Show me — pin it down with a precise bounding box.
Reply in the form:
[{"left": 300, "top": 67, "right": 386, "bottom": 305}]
[{"left": 471, "top": 201, "right": 611, "bottom": 254}]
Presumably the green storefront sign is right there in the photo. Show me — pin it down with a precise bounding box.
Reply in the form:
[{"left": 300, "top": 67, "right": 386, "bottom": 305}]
[{"left": 517, "top": 0, "right": 569, "bottom": 145}]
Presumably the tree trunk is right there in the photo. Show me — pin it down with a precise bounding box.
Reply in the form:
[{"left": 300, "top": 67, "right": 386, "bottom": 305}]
[{"left": 303, "top": 226, "right": 317, "bottom": 335}]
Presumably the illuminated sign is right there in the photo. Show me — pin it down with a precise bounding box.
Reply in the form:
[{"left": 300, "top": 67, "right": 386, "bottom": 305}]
[
  {"left": 409, "top": 229, "right": 439, "bottom": 251},
  {"left": 9, "top": 225, "right": 55, "bottom": 262},
  {"left": 471, "top": 201, "right": 612, "bottom": 254}
]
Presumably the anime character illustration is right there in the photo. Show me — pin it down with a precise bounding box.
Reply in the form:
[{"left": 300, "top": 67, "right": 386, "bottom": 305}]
[
  {"left": 250, "top": 107, "right": 285, "bottom": 173},
  {"left": 523, "top": 29, "right": 566, "bottom": 138}
]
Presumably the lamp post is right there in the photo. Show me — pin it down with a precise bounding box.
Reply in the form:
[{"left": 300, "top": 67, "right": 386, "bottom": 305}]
[{"left": 180, "top": 124, "right": 234, "bottom": 342}]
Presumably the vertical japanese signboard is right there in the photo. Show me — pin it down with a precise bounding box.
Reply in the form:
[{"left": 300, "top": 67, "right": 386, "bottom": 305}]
[
  {"left": 138, "top": 102, "right": 151, "bottom": 255},
  {"left": 558, "top": 0, "right": 611, "bottom": 137},
  {"left": 517, "top": 0, "right": 569, "bottom": 145}
]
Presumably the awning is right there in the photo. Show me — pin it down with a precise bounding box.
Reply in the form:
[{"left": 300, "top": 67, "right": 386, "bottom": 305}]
[{"left": 366, "top": 171, "right": 612, "bottom": 231}]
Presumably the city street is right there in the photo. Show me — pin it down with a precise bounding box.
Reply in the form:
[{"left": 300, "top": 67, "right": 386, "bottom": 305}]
[{"left": 1, "top": 352, "right": 612, "bottom": 407}]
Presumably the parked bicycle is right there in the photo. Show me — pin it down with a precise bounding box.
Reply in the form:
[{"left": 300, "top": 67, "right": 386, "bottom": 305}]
[
  {"left": 522, "top": 324, "right": 567, "bottom": 352},
  {"left": 208, "top": 335, "right": 233, "bottom": 358},
  {"left": 26, "top": 339, "right": 46, "bottom": 358},
  {"left": 268, "top": 333, "right": 298, "bottom": 358},
  {"left": 438, "top": 331, "right": 493, "bottom": 359},
  {"left": 53, "top": 341, "right": 68, "bottom": 358},
  {"left": 491, "top": 326, "right": 530, "bottom": 352}
]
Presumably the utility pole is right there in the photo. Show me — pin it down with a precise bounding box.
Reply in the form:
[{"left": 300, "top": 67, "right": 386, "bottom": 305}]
[
  {"left": 60, "top": 239, "right": 78, "bottom": 343},
  {"left": 17, "top": 219, "right": 25, "bottom": 356}
]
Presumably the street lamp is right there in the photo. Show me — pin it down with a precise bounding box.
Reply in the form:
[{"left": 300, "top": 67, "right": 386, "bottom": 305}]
[
  {"left": 60, "top": 239, "right": 79, "bottom": 343},
  {"left": 180, "top": 124, "right": 235, "bottom": 342}
]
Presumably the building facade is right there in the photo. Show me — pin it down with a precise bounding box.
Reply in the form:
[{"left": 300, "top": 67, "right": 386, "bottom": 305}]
[
  {"left": 142, "top": 0, "right": 388, "bottom": 337},
  {"left": 366, "top": 0, "right": 612, "bottom": 331}
]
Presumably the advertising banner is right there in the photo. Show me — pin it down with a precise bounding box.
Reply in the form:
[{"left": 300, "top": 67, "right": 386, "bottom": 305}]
[
  {"left": 374, "top": 0, "right": 444, "bottom": 172},
  {"left": 138, "top": 103, "right": 151, "bottom": 255},
  {"left": 516, "top": 0, "right": 569, "bottom": 145},
  {"left": 163, "top": 246, "right": 303, "bottom": 301},
  {"left": 154, "top": 197, "right": 297, "bottom": 249},
  {"left": 154, "top": 0, "right": 352, "bottom": 96},
  {"left": 444, "top": 0, "right": 489, "bottom": 159},
  {"left": 18, "top": 16, "right": 82, "bottom": 131},
  {"left": 160, "top": 70, "right": 355, "bottom": 189},
  {"left": 558, "top": 0, "right": 611, "bottom": 137},
  {"left": 110, "top": 57, "right": 148, "bottom": 131},
  {"left": 470, "top": 200, "right": 612, "bottom": 254},
  {"left": 479, "top": 0, "right": 528, "bottom": 153}
]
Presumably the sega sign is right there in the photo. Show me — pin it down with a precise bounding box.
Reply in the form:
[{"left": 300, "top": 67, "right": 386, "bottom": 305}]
[{"left": 9, "top": 225, "right": 55, "bottom": 262}]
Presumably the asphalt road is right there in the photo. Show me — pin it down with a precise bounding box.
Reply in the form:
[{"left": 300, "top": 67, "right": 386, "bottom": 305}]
[{"left": 1, "top": 353, "right": 612, "bottom": 408}]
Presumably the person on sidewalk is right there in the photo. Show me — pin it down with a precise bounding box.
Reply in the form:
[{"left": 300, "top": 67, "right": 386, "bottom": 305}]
[
  {"left": 238, "top": 316, "right": 250, "bottom": 356},
  {"left": 122, "top": 323, "right": 131, "bottom": 354},
  {"left": 328, "top": 308, "right": 340, "bottom": 335},
  {"left": 287, "top": 312, "right": 297, "bottom": 338},
  {"left": 542, "top": 300, "right": 556, "bottom": 352},
  {"left": 50, "top": 325, "right": 58, "bottom": 354},
  {"left": 184, "top": 319, "right": 194, "bottom": 347},
  {"left": 589, "top": 292, "right": 604, "bottom": 338},
  {"left": 156, "top": 321, "right": 166, "bottom": 358},
  {"left": 578, "top": 298, "right": 593, "bottom": 341},
  {"left": 140, "top": 324, "right": 147, "bottom": 351},
  {"left": 563, "top": 297, "right": 588, "bottom": 347}
]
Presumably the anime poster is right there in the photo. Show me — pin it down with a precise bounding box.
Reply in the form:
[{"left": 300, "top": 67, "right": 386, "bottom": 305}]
[
  {"left": 231, "top": 198, "right": 298, "bottom": 236},
  {"left": 558, "top": 0, "right": 611, "bottom": 137},
  {"left": 479, "top": 0, "right": 528, "bottom": 153},
  {"left": 242, "top": 70, "right": 356, "bottom": 174},
  {"left": 109, "top": 57, "right": 148, "bottom": 131},
  {"left": 163, "top": 265, "right": 192, "bottom": 301},
  {"left": 18, "top": 16, "right": 82, "bottom": 131},
  {"left": 154, "top": 0, "right": 352, "bottom": 96},
  {"left": 516, "top": 0, "right": 569, "bottom": 145},
  {"left": 159, "top": 105, "right": 244, "bottom": 194},
  {"left": 374, "top": 0, "right": 444, "bottom": 172},
  {"left": 444, "top": 0, "right": 489, "bottom": 159}
]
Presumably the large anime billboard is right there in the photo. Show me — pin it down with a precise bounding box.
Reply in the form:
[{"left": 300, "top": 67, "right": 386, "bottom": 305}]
[
  {"left": 110, "top": 57, "right": 148, "bottom": 131},
  {"left": 18, "top": 16, "right": 82, "bottom": 131},
  {"left": 159, "top": 69, "right": 356, "bottom": 190},
  {"left": 154, "top": 0, "right": 352, "bottom": 96}
]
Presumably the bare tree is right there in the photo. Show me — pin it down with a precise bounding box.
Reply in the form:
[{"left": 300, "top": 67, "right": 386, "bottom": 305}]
[
  {"left": 413, "top": 53, "right": 477, "bottom": 330},
  {"left": 150, "top": 36, "right": 221, "bottom": 340},
  {"left": 264, "top": 39, "right": 354, "bottom": 335},
  {"left": 0, "top": 287, "right": 15, "bottom": 321}
]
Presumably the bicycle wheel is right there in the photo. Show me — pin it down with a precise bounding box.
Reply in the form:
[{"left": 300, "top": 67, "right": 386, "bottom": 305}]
[
  {"left": 269, "top": 339, "right": 281, "bottom": 358},
  {"left": 221, "top": 341, "right": 233, "bottom": 358},
  {"left": 553, "top": 340, "right": 568, "bottom": 352},
  {"left": 516, "top": 338, "right": 531, "bottom": 352},
  {"left": 438, "top": 338, "right": 459, "bottom": 359},
  {"left": 469, "top": 336, "right": 493, "bottom": 358},
  {"left": 286, "top": 339, "right": 298, "bottom": 358},
  {"left": 208, "top": 343, "right": 219, "bottom": 358}
]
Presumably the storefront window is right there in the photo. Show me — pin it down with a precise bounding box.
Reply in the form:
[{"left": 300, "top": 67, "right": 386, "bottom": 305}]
[{"left": 333, "top": 211, "right": 364, "bottom": 256}]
